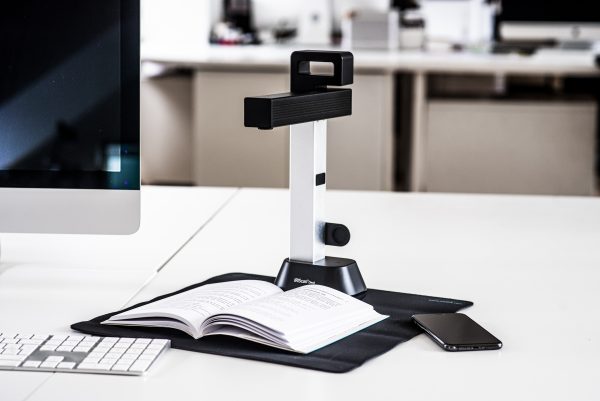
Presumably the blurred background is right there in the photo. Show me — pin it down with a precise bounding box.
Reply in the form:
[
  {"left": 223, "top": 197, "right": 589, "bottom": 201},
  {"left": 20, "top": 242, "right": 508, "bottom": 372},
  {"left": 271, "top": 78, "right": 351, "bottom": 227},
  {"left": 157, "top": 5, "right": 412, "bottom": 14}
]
[{"left": 139, "top": 0, "right": 600, "bottom": 196}]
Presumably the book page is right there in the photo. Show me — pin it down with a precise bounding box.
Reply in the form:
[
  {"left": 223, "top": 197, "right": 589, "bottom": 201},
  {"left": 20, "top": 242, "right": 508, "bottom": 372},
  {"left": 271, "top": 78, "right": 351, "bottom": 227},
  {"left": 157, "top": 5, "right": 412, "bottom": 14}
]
[
  {"left": 219, "top": 285, "right": 377, "bottom": 336},
  {"left": 107, "top": 280, "right": 282, "bottom": 332}
]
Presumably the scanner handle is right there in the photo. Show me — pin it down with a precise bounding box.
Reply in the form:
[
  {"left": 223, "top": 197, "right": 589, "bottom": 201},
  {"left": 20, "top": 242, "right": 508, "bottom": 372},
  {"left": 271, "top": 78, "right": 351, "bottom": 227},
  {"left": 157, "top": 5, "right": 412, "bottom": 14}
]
[{"left": 290, "top": 51, "right": 353, "bottom": 93}]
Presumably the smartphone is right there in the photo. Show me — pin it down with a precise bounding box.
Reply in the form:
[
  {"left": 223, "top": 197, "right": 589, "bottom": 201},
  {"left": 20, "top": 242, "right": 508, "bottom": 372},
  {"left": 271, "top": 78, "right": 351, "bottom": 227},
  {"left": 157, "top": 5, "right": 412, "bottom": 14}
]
[{"left": 412, "top": 313, "right": 502, "bottom": 351}]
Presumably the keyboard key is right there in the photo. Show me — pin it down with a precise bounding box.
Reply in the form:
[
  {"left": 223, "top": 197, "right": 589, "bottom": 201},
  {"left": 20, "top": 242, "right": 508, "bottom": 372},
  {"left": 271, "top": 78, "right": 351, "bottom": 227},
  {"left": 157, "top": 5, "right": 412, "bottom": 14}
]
[
  {"left": 57, "top": 362, "right": 76, "bottom": 369},
  {"left": 73, "top": 346, "right": 92, "bottom": 353},
  {"left": 16, "top": 334, "right": 33, "bottom": 339},
  {"left": 95, "top": 362, "right": 116, "bottom": 370},
  {"left": 31, "top": 335, "right": 50, "bottom": 341},
  {"left": 0, "top": 354, "right": 26, "bottom": 361},
  {"left": 22, "top": 361, "right": 42, "bottom": 368},
  {"left": 115, "top": 360, "right": 134, "bottom": 368},
  {"left": 19, "top": 339, "right": 44, "bottom": 345},
  {"left": 40, "top": 361, "right": 60, "bottom": 369},
  {"left": 40, "top": 345, "right": 57, "bottom": 352},
  {"left": 107, "top": 348, "right": 125, "bottom": 354},
  {"left": 142, "top": 349, "right": 161, "bottom": 358},
  {"left": 45, "top": 356, "right": 64, "bottom": 363},
  {"left": 76, "top": 362, "right": 99, "bottom": 370},
  {"left": 129, "top": 360, "right": 152, "bottom": 373},
  {"left": 0, "top": 360, "right": 22, "bottom": 367},
  {"left": 125, "top": 347, "right": 142, "bottom": 354},
  {"left": 134, "top": 338, "right": 151, "bottom": 345},
  {"left": 56, "top": 345, "right": 74, "bottom": 352}
]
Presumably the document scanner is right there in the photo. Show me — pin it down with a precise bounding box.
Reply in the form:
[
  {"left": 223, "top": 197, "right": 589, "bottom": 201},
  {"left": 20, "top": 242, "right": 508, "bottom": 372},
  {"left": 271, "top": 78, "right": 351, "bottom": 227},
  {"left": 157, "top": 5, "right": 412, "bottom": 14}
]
[{"left": 244, "top": 50, "right": 367, "bottom": 296}]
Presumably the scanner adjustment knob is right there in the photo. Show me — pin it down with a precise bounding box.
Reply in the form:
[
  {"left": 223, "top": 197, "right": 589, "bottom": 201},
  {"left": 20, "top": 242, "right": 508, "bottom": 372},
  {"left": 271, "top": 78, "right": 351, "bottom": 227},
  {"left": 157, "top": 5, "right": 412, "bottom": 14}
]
[{"left": 324, "top": 223, "right": 351, "bottom": 247}]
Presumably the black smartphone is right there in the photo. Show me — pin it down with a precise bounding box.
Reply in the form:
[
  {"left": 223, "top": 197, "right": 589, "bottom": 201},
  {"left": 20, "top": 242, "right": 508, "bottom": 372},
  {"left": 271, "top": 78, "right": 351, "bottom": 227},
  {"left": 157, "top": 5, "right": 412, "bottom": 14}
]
[{"left": 412, "top": 313, "right": 502, "bottom": 351}]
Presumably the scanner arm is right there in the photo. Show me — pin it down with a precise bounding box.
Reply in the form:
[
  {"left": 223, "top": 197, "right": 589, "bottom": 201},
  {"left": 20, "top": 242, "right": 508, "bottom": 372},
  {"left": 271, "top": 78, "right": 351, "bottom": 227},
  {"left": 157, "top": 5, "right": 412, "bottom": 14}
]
[{"left": 244, "top": 51, "right": 366, "bottom": 295}]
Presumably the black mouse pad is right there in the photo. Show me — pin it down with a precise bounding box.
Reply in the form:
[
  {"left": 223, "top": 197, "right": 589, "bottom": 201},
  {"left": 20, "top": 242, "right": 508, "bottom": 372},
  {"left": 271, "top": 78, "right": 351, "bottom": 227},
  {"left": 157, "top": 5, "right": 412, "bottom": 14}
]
[{"left": 71, "top": 272, "right": 473, "bottom": 373}]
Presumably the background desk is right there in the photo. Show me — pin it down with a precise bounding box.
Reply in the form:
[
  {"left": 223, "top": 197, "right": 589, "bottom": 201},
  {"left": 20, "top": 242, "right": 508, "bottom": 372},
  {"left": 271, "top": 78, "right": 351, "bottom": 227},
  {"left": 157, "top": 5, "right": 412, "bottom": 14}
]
[
  {"left": 141, "top": 45, "right": 600, "bottom": 195},
  {"left": 1, "top": 186, "right": 600, "bottom": 400}
]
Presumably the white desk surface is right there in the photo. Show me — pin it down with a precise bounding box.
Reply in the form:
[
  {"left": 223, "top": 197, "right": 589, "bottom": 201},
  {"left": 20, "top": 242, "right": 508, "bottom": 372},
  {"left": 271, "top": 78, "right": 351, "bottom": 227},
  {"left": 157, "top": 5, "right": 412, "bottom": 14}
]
[
  {"left": 3, "top": 187, "right": 600, "bottom": 401},
  {"left": 142, "top": 43, "right": 600, "bottom": 76},
  {"left": 0, "top": 186, "right": 236, "bottom": 271},
  {"left": 0, "top": 186, "right": 236, "bottom": 401}
]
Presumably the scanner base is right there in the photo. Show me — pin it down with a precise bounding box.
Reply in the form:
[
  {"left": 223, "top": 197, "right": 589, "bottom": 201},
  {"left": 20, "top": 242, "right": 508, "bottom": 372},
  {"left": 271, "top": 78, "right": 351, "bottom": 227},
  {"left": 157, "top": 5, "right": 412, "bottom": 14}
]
[{"left": 275, "top": 257, "right": 367, "bottom": 296}]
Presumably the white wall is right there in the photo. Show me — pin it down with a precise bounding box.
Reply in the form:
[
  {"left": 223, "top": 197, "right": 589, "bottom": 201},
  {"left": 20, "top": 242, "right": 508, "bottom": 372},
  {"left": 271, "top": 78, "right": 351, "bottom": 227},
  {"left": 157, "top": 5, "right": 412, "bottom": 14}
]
[
  {"left": 421, "top": 0, "right": 494, "bottom": 45},
  {"left": 141, "top": 0, "right": 491, "bottom": 47},
  {"left": 141, "top": 0, "right": 211, "bottom": 46},
  {"left": 206, "top": 0, "right": 492, "bottom": 45},
  {"left": 209, "top": 0, "right": 389, "bottom": 30}
]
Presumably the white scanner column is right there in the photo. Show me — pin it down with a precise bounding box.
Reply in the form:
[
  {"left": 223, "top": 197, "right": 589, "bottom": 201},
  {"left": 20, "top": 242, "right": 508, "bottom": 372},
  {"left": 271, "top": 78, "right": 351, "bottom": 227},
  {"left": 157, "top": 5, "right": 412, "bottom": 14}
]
[{"left": 289, "top": 120, "right": 327, "bottom": 263}]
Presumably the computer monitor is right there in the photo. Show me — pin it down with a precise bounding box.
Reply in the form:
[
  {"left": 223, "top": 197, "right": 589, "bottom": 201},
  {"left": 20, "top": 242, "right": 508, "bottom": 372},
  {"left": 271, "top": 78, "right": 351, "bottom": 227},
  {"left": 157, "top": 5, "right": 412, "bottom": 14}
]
[
  {"left": 0, "top": 0, "right": 140, "bottom": 235},
  {"left": 499, "top": 0, "right": 600, "bottom": 45}
]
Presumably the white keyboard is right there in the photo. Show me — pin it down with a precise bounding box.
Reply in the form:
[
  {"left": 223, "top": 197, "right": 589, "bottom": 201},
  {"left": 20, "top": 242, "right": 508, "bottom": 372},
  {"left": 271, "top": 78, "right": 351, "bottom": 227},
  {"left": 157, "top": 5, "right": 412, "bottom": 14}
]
[{"left": 0, "top": 333, "right": 170, "bottom": 376}]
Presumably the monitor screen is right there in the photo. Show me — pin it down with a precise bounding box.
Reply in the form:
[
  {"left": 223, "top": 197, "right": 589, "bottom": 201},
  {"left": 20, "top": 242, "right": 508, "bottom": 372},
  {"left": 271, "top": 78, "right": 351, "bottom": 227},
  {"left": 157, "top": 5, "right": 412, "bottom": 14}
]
[
  {"left": 500, "top": 0, "right": 600, "bottom": 24},
  {"left": 0, "top": 0, "right": 139, "bottom": 190}
]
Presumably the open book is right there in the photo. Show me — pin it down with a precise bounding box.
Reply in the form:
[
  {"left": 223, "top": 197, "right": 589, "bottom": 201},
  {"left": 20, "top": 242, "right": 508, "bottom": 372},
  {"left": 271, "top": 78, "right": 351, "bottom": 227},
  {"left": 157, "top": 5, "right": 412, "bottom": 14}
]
[{"left": 103, "top": 280, "right": 387, "bottom": 354}]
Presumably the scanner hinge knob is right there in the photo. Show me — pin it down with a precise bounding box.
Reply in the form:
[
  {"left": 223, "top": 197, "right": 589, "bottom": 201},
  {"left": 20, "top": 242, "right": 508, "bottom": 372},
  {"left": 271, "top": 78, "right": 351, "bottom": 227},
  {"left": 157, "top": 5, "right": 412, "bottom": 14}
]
[{"left": 324, "top": 223, "right": 351, "bottom": 247}]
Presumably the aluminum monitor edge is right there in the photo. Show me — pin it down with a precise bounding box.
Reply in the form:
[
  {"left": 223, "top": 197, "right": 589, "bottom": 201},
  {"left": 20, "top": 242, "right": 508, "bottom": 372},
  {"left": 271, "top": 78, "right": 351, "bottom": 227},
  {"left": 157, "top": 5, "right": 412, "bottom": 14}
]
[{"left": 0, "top": 188, "right": 140, "bottom": 235}]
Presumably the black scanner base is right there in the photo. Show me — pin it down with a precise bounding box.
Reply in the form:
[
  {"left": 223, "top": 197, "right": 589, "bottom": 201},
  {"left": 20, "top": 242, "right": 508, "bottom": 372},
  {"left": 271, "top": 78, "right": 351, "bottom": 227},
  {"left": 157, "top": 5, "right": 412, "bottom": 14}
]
[{"left": 275, "top": 257, "right": 367, "bottom": 296}]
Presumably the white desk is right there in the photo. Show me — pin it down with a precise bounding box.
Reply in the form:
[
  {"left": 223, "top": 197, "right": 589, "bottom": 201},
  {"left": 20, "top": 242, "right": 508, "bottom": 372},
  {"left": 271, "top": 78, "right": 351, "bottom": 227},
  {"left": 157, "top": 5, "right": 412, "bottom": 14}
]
[
  {"left": 0, "top": 186, "right": 237, "bottom": 271},
  {"left": 142, "top": 44, "right": 600, "bottom": 76},
  {"left": 0, "top": 186, "right": 235, "bottom": 401},
  {"left": 2, "top": 186, "right": 600, "bottom": 400}
]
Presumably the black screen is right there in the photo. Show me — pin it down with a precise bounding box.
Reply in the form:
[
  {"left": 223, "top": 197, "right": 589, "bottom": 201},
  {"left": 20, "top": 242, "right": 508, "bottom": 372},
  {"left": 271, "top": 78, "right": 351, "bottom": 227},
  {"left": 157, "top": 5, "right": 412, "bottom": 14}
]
[
  {"left": 0, "top": 0, "right": 139, "bottom": 189},
  {"left": 501, "top": 0, "right": 600, "bottom": 23}
]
